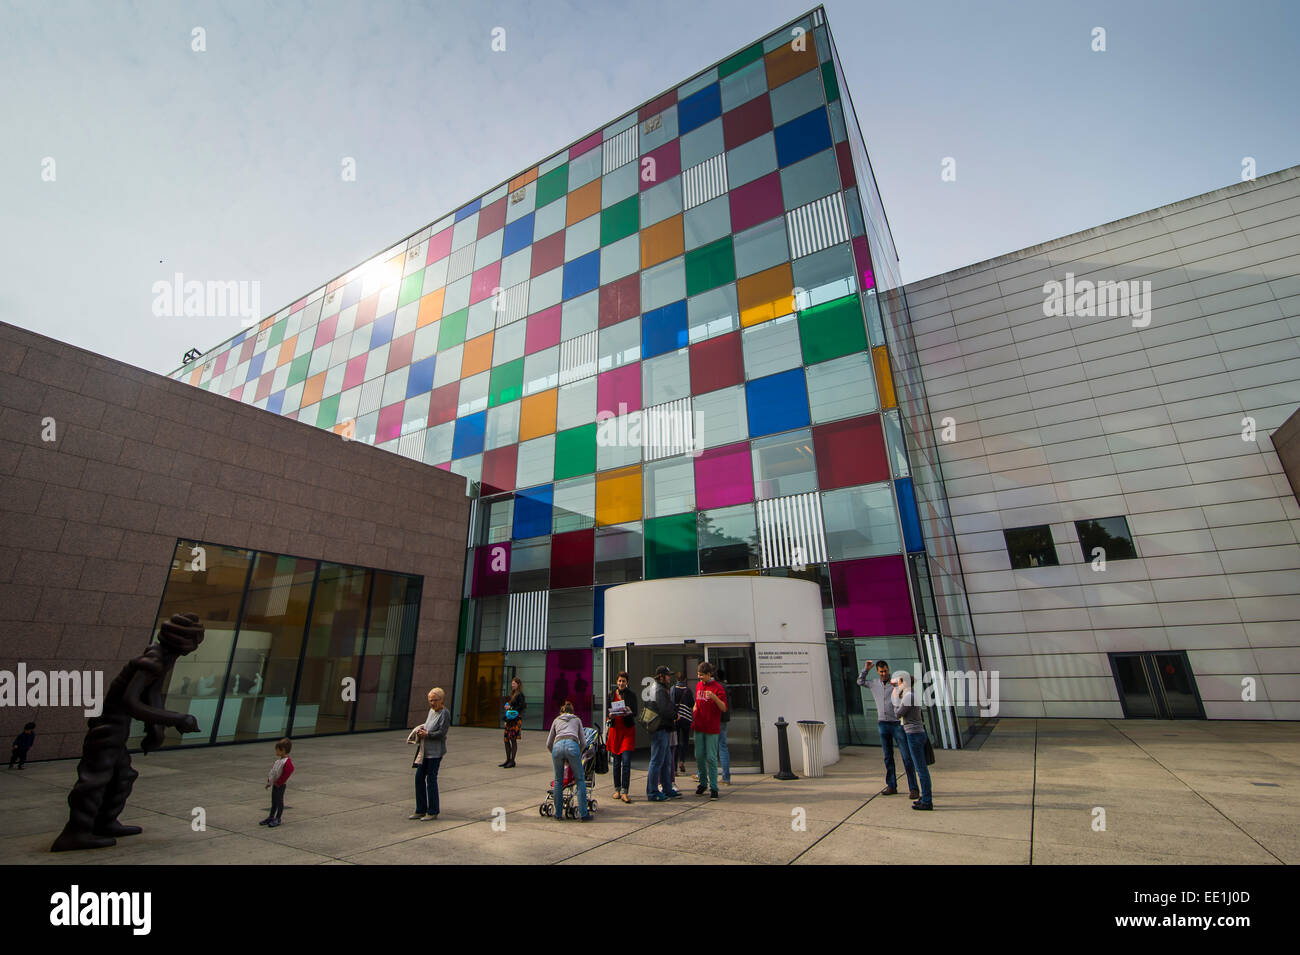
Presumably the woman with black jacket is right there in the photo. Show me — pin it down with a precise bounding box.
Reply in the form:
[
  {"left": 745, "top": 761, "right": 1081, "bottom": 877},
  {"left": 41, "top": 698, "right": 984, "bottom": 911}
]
[{"left": 670, "top": 673, "right": 694, "bottom": 775}]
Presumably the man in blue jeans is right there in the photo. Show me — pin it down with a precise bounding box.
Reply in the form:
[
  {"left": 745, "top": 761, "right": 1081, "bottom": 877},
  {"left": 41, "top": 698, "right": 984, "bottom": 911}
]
[
  {"left": 857, "top": 659, "right": 918, "bottom": 799},
  {"left": 644, "top": 667, "right": 682, "bottom": 801}
]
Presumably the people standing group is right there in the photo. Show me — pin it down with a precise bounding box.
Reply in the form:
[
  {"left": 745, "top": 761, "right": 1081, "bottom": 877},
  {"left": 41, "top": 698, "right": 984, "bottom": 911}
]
[{"left": 857, "top": 659, "right": 934, "bottom": 810}]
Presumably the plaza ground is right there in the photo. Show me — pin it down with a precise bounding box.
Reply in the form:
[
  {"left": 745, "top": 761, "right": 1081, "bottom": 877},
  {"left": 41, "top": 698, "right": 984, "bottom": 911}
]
[{"left": 2, "top": 719, "right": 1296, "bottom": 864}]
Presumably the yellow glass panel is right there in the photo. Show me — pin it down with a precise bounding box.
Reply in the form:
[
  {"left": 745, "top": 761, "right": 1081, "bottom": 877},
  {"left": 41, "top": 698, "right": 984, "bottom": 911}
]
[
  {"left": 738, "top": 263, "right": 794, "bottom": 327},
  {"left": 595, "top": 465, "right": 643, "bottom": 526},
  {"left": 872, "top": 346, "right": 896, "bottom": 409},
  {"left": 519, "top": 389, "right": 558, "bottom": 441},
  {"left": 641, "top": 214, "right": 684, "bottom": 269},
  {"left": 462, "top": 332, "right": 495, "bottom": 378}
]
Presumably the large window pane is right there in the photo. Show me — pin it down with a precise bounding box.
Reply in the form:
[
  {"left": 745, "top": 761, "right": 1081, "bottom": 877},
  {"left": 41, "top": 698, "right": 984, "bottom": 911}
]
[
  {"left": 821, "top": 482, "right": 901, "bottom": 561},
  {"left": 292, "top": 563, "right": 370, "bottom": 736},
  {"left": 355, "top": 571, "right": 421, "bottom": 731}
]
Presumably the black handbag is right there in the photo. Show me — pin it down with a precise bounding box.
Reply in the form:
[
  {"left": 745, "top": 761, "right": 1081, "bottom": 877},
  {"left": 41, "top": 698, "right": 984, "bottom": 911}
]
[{"left": 924, "top": 737, "right": 936, "bottom": 765}]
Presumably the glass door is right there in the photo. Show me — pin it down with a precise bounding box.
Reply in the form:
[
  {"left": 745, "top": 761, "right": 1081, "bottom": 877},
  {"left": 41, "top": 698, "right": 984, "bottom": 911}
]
[
  {"left": 1109, "top": 651, "right": 1204, "bottom": 719},
  {"left": 705, "top": 645, "right": 761, "bottom": 772}
]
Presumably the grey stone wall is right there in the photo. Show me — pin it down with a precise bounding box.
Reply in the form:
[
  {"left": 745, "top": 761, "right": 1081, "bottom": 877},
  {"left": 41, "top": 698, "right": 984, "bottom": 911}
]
[{"left": 0, "top": 321, "right": 468, "bottom": 760}]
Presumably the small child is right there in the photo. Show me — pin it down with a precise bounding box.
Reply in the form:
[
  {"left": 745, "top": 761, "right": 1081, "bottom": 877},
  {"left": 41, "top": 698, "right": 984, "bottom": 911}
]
[
  {"left": 9, "top": 723, "right": 35, "bottom": 769},
  {"left": 260, "top": 738, "right": 294, "bottom": 828}
]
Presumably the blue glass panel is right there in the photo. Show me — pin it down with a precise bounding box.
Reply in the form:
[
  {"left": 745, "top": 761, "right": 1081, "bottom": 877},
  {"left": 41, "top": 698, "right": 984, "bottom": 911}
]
[
  {"left": 562, "top": 250, "right": 601, "bottom": 300},
  {"left": 894, "top": 477, "right": 923, "bottom": 553},
  {"left": 745, "top": 367, "right": 810, "bottom": 437},
  {"left": 513, "top": 484, "right": 554, "bottom": 539},
  {"left": 247, "top": 352, "right": 265, "bottom": 380},
  {"left": 232, "top": 331, "right": 246, "bottom": 346},
  {"left": 640, "top": 299, "right": 689, "bottom": 359},
  {"left": 773, "top": 108, "right": 832, "bottom": 168},
  {"left": 593, "top": 584, "right": 613, "bottom": 637},
  {"left": 502, "top": 213, "right": 535, "bottom": 258},
  {"left": 678, "top": 83, "right": 722, "bottom": 135},
  {"left": 407, "top": 355, "right": 437, "bottom": 397},
  {"left": 369, "top": 311, "right": 397, "bottom": 349},
  {"left": 454, "top": 198, "right": 481, "bottom": 222},
  {"left": 452, "top": 410, "right": 487, "bottom": 459},
  {"left": 267, "top": 390, "right": 284, "bottom": 415},
  {"left": 341, "top": 281, "right": 363, "bottom": 309}
]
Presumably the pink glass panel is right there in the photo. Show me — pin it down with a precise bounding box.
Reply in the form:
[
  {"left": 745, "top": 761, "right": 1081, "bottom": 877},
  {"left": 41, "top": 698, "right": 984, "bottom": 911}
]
[
  {"left": 472, "top": 542, "right": 511, "bottom": 597},
  {"left": 729, "top": 172, "right": 784, "bottom": 233},
  {"left": 640, "top": 139, "right": 681, "bottom": 191},
  {"left": 376, "top": 401, "right": 404, "bottom": 443},
  {"left": 597, "top": 363, "right": 642, "bottom": 417},
  {"left": 694, "top": 441, "right": 755, "bottom": 510},
  {"left": 314, "top": 313, "right": 338, "bottom": 349},
  {"left": 426, "top": 226, "right": 453, "bottom": 265},
  {"left": 386, "top": 331, "right": 415, "bottom": 372},
  {"left": 570, "top": 131, "right": 602, "bottom": 158},
  {"left": 525, "top": 305, "right": 562, "bottom": 354},
  {"left": 544, "top": 648, "right": 593, "bottom": 726},
  {"left": 343, "top": 354, "right": 367, "bottom": 391},
  {"left": 830, "top": 555, "right": 914, "bottom": 638},
  {"left": 469, "top": 261, "right": 502, "bottom": 305},
  {"left": 853, "top": 236, "right": 875, "bottom": 291}
]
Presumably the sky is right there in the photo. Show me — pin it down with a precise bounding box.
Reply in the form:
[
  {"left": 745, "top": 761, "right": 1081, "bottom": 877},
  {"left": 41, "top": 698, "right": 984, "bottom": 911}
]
[{"left": 2, "top": 0, "right": 1297, "bottom": 375}]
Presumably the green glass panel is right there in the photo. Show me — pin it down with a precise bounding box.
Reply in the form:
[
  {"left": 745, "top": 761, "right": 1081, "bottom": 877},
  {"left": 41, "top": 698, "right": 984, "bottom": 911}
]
[
  {"left": 287, "top": 353, "right": 310, "bottom": 387},
  {"left": 601, "top": 195, "right": 639, "bottom": 246},
  {"left": 645, "top": 512, "right": 698, "bottom": 579},
  {"left": 685, "top": 236, "right": 736, "bottom": 297},
  {"left": 199, "top": 380, "right": 211, "bottom": 391},
  {"left": 399, "top": 271, "right": 424, "bottom": 308},
  {"left": 719, "top": 42, "right": 763, "bottom": 78},
  {"left": 269, "top": 319, "right": 286, "bottom": 347},
  {"left": 822, "top": 62, "right": 839, "bottom": 103},
  {"left": 316, "top": 393, "right": 340, "bottom": 430},
  {"left": 554, "top": 423, "right": 597, "bottom": 480},
  {"left": 798, "top": 294, "right": 868, "bottom": 365},
  {"left": 535, "top": 165, "right": 569, "bottom": 207},
  {"left": 457, "top": 598, "right": 471, "bottom": 653},
  {"left": 488, "top": 358, "right": 525, "bottom": 407},
  {"left": 438, "top": 308, "right": 468, "bottom": 349}
]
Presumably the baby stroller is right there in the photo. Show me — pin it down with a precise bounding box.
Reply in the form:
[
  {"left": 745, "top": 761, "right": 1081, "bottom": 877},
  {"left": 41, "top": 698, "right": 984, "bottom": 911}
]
[{"left": 540, "top": 726, "right": 605, "bottom": 818}]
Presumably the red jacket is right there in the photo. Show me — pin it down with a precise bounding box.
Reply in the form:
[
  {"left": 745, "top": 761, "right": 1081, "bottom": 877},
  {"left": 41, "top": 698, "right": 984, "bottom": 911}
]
[{"left": 692, "top": 680, "right": 727, "bottom": 734}]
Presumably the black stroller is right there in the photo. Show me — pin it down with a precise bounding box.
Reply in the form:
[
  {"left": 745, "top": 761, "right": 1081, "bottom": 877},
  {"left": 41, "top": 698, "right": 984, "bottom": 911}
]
[{"left": 540, "top": 726, "right": 606, "bottom": 818}]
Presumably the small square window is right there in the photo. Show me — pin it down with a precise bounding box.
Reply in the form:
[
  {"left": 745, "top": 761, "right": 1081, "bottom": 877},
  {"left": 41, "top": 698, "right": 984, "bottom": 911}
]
[
  {"left": 1004, "top": 525, "right": 1059, "bottom": 569},
  {"left": 1076, "top": 517, "right": 1138, "bottom": 562}
]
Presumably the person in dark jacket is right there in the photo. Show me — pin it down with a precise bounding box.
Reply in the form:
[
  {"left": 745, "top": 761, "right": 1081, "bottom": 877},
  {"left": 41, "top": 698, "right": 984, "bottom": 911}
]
[
  {"left": 645, "top": 667, "right": 682, "bottom": 801},
  {"left": 670, "top": 673, "right": 694, "bottom": 774},
  {"left": 9, "top": 722, "right": 35, "bottom": 769},
  {"left": 501, "top": 677, "right": 525, "bottom": 768}
]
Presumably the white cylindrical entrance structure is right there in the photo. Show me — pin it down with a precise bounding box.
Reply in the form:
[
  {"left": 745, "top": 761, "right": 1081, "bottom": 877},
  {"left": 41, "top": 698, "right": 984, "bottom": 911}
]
[{"left": 603, "top": 576, "right": 839, "bottom": 772}]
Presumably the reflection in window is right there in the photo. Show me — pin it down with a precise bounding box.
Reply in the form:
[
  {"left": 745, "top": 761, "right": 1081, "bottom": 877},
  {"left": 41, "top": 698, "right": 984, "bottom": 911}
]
[
  {"left": 1076, "top": 516, "right": 1138, "bottom": 562},
  {"left": 1004, "top": 525, "right": 1059, "bottom": 569}
]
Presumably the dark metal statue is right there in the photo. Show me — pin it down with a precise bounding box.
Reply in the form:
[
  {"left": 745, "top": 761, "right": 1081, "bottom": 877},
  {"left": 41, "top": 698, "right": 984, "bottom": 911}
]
[{"left": 50, "top": 612, "right": 205, "bottom": 852}]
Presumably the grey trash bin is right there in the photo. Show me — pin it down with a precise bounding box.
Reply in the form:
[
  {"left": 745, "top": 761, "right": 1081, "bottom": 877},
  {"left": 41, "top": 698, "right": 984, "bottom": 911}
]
[{"left": 796, "top": 720, "right": 826, "bottom": 777}]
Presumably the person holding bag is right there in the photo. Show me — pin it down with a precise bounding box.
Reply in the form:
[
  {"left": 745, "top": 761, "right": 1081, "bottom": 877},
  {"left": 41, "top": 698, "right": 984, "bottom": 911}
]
[
  {"left": 892, "top": 671, "right": 934, "bottom": 811},
  {"left": 641, "top": 666, "right": 682, "bottom": 802},
  {"left": 501, "top": 677, "right": 526, "bottom": 768},
  {"left": 606, "top": 671, "right": 637, "bottom": 803}
]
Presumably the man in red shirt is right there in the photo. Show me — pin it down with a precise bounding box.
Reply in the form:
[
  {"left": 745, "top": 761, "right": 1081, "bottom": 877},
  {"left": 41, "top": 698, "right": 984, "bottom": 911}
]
[{"left": 692, "top": 662, "right": 728, "bottom": 798}]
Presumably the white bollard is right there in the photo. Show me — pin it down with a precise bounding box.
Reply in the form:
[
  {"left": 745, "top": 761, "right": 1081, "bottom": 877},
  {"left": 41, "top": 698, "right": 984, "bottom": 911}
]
[{"left": 796, "top": 720, "right": 826, "bottom": 777}]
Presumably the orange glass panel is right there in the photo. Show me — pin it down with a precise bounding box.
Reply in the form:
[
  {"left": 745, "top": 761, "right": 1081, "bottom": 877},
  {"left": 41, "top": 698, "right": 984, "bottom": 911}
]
[
  {"left": 872, "top": 346, "right": 896, "bottom": 408},
  {"left": 417, "top": 288, "right": 445, "bottom": 328},
  {"left": 188, "top": 367, "right": 202, "bottom": 385},
  {"left": 738, "top": 263, "right": 794, "bottom": 327},
  {"left": 510, "top": 168, "right": 538, "bottom": 191},
  {"left": 566, "top": 179, "right": 602, "bottom": 226},
  {"left": 519, "top": 388, "right": 558, "bottom": 440},
  {"left": 277, "top": 335, "right": 297, "bottom": 367},
  {"left": 641, "top": 214, "right": 684, "bottom": 269},
  {"left": 595, "top": 465, "right": 642, "bottom": 526},
  {"left": 458, "top": 651, "right": 505, "bottom": 728},
  {"left": 302, "top": 372, "right": 326, "bottom": 408},
  {"left": 764, "top": 32, "right": 819, "bottom": 88},
  {"left": 462, "top": 332, "right": 495, "bottom": 378}
]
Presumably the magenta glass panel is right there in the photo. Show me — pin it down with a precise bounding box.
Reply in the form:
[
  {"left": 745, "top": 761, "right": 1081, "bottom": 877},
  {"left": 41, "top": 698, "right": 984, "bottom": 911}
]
[
  {"left": 254, "top": 373, "right": 273, "bottom": 402},
  {"left": 570, "top": 131, "right": 602, "bottom": 158},
  {"left": 343, "top": 354, "right": 367, "bottom": 391},
  {"left": 239, "top": 338, "right": 256, "bottom": 363},
  {"left": 544, "top": 648, "right": 593, "bottom": 727},
  {"left": 214, "top": 351, "right": 229, "bottom": 376},
  {"left": 640, "top": 139, "right": 681, "bottom": 191},
  {"left": 314, "top": 313, "right": 338, "bottom": 349},
  {"left": 694, "top": 441, "right": 754, "bottom": 510},
  {"left": 481, "top": 444, "right": 518, "bottom": 495},
  {"left": 472, "top": 541, "right": 511, "bottom": 597},
  {"left": 551, "top": 528, "right": 595, "bottom": 588},
  {"left": 830, "top": 555, "right": 914, "bottom": 638},
  {"left": 376, "top": 401, "right": 404, "bottom": 443},
  {"left": 478, "top": 197, "right": 507, "bottom": 238},
  {"left": 597, "top": 363, "right": 642, "bottom": 416},
  {"left": 387, "top": 331, "right": 415, "bottom": 372},
  {"left": 729, "top": 171, "right": 784, "bottom": 233},
  {"left": 229, "top": 384, "right": 243, "bottom": 401},
  {"left": 469, "top": 261, "right": 502, "bottom": 305},
  {"left": 525, "top": 305, "right": 562, "bottom": 354},
  {"left": 853, "top": 236, "right": 875, "bottom": 291},
  {"left": 426, "top": 226, "right": 453, "bottom": 265},
  {"left": 290, "top": 295, "right": 308, "bottom": 313},
  {"left": 639, "top": 90, "right": 676, "bottom": 121}
]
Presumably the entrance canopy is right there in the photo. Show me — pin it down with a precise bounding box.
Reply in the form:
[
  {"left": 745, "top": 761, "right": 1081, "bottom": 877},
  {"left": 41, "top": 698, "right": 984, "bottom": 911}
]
[{"left": 604, "top": 577, "right": 838, "bottom": 769}]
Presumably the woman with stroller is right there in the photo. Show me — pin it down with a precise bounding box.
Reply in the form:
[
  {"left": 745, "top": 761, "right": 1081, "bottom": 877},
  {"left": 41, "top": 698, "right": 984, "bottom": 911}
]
[
  {"left": 545, "top": 702, "right": 592, "bottom": 822},
  {"left": 501, "top": 677, "right": 525, "bottom": 768},
  {"left": 606, "top": 670, "right": 637, "bottom": 803}
]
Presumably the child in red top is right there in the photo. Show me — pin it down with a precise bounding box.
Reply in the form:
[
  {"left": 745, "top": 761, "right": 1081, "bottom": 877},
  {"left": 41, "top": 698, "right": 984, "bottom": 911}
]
[
  {"left": 260, "top": 738, "right": 294, "bottom": 828},
  {"left": 691, "top": 662, "right": 728, "bottom": 797}
]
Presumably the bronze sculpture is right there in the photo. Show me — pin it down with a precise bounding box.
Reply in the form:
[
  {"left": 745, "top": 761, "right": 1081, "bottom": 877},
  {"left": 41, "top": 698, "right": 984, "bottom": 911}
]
[{"left": 50, "top": 612, "right": 205, "bottom": 852}]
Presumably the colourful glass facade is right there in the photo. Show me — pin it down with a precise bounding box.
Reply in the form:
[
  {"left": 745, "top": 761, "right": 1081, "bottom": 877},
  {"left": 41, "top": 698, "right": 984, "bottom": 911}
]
[{"left": 170, "top": 9, "right": 979, "bottom": 746}]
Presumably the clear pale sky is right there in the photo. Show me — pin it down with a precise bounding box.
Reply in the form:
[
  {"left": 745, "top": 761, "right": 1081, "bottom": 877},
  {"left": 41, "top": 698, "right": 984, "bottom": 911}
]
[{"left": 2, "top": 0, "right": 1296, "bottom": 374}]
